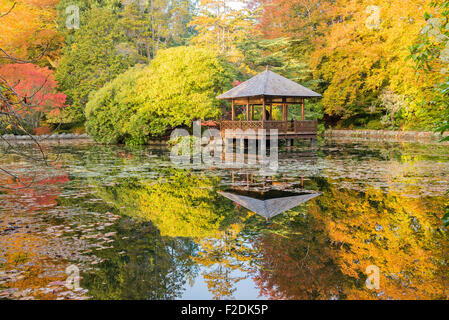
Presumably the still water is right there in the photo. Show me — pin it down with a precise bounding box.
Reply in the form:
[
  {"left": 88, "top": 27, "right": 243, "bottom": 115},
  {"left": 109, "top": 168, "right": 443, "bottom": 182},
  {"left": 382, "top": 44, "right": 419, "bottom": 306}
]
[{"left": 0, "top": 139, "right": 448, "bottom": 300}]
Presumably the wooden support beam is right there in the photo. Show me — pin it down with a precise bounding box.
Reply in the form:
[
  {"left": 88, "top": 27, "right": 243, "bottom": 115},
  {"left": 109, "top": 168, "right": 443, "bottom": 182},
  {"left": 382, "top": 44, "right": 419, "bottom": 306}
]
[
  {"left": 282, "top": 97, "right": 287, "bottom": 121},
  {"left": 232, "top": 100, "right": 235, "bottom": 121},
  {"left": 246, "top": 98, "right": 250, "bottom": 120},
  {"left": 262, "top": 98, "right": 266, "bottom": 121},
  {"left": 301, "top": 98, "right": 305, "bottom": 121},
  {"left": 282, "top": 97, "right": 287, "bottom": 132},
  {"left": 251, "top": 105, "right": 254, "bottom": 120}
]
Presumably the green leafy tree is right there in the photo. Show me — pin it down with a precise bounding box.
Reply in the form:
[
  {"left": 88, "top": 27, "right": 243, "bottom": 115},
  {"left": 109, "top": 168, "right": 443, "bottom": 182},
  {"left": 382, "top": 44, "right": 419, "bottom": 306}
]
[
  {"left": 409, "top": 0, "right": 449, "bottom": 227},
  {"left": 119, "top": 0, "right": 194, "bottom": 61},
  {"left": 85, "top": 46, "right": 237, "bottom": 144},
  {"left": 410, "top": 0, "right": 449, "bottom": 140},
  {"left": 189, "top": 0, "right": 253, "bottom": 66},
  {"left": 55, "top": 6, "right": 136, "bottom": 122}
]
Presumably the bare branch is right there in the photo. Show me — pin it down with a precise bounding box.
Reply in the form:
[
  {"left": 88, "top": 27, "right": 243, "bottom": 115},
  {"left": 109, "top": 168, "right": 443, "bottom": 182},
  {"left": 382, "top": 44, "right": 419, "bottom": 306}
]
[{"left": 0, "top": 2, "right": 16, "bottom": 19}]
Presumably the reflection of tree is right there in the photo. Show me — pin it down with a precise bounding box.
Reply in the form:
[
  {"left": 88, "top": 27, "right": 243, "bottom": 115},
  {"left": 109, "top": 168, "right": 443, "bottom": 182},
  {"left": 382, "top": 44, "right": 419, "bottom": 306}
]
[
  {"left": 94, "top": 170, "right": 237, "bottom": 238},
  {"left": 252, "top": 178, "right": 449, "bottom": 300},
  {"left": 81, "top": 217, "right": 198, "bottom": 300},
  {"left": 0, "top": 166, "right": 68, "bottom": 213},
  {"left": 251, "top": 207, "right": 355, "bottom": 300},
  {"left": 91, "top": 169, "right": 255, "bottom": 299},
  {"left": 313, "top": 186, "right": 449, "bottom": 299},
  {"left": 0, "top": 232, "right": 68, "bottom": 300},
  {"left": 193, "top": 221, "right": 257, "bottom": 300}
]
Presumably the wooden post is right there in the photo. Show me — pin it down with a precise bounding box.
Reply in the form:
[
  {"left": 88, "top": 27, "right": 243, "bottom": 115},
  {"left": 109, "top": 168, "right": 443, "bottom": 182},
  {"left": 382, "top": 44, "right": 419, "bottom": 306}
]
[
  {"left": 232, "top": 100, "right": 235, "bottom": 121},
  {"left": 246, "top": 98, "right": 250, "bottom": 120},
  {"left": 301, "top": 98, "right": 305, "bottom": 121},
  {"left": 282, "top": 98, "right": 287, "bottom": 132},
  {"left": 262, "top": 98, "right": 266, "bottom": 122},
  {"left": 251, "top": 105, "right": 254, "bottom": 120}
]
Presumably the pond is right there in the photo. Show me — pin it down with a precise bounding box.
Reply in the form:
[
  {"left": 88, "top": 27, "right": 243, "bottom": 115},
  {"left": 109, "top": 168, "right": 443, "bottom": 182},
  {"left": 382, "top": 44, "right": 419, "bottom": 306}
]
[{"left": 0, "top": 139, "right": 448, "bottom": 300}]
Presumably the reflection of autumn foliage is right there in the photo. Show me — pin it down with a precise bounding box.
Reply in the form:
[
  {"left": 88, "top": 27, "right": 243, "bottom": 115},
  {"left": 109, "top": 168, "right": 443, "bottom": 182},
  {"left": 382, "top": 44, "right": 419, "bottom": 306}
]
[
  {"left": 314, "top": 187, "right": 449, "bottom": 299},
  {"left": 252, "top": 211, "right": 355, "bottom": 300},
  {"left": 3, "top": 174, "right": 70, "bottom": 211},
  {"left": 193, "top": 221, "right": 257, "bottom": 300},
  {"left": 0, "top": 233, "right": 67, "bottom": 299},
  {"left": 0, "top": 170, "right": 74, "bottom": 299},
  {"left": 93, "top": 170, "right": 257, "bottom": 299},
  {"left": 253, "top": 182, "right": 449, "bottom": 300},
  {"left": 81, "top": 218, "right": 197, "bottom": 300},
  {"left": 1, "top": 173, "right": 69, "bottom": 211},
  {"left": 94, "top": 170, "right": 237, "bottom": 238}
]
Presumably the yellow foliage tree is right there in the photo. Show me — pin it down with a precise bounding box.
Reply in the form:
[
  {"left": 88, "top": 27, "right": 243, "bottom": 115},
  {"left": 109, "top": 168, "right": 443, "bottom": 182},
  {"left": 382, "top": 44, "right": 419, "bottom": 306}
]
[
  {"left": 310, "top": 0, "right": 442, "bottom": 128},
  {"left": 0, "top": 0, "right": 62, "bottom": 65}
]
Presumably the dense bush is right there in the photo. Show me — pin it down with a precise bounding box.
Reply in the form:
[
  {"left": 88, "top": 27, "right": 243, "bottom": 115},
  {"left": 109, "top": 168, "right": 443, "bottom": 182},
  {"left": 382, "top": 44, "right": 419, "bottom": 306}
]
[{"left": 85, "top": 46, "right": 236, "bottom": 144}]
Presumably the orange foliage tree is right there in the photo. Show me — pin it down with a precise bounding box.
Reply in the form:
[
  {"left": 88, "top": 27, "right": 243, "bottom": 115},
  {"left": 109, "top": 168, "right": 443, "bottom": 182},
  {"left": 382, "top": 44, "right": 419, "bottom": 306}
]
[
  {"left": 0, "top": 63, "right": 66, "bottom": 129},
  {"left": 253, "top": 0, "right": 443, "bottom": 129},
  {"left": 0, "top": 0, "right": 62, "bottom": 65}
]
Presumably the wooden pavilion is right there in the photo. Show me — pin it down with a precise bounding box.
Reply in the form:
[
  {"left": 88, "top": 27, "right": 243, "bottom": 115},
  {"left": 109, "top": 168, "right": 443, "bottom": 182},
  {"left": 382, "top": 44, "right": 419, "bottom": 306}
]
[{"left": 217, "top": 67, "right": 321, "bottom": 142}]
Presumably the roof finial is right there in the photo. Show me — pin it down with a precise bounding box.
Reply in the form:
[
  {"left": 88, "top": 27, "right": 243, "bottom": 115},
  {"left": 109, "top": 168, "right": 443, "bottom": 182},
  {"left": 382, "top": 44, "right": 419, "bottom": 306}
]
[{"left": 266, "top": 65, "right": 269, "bottom": 71}]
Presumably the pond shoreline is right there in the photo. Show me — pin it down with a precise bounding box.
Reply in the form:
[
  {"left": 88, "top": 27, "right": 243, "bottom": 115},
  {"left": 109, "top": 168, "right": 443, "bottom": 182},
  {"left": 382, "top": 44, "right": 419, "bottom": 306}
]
[
  {"left": 3, "top": 130, "right": 449, "bottom": 146},
  {"left": 1, "top": 133, "right": 92, "bottom": 141},
  {"left": 324, "top": 129, "right": 449, "bottom": 144}
]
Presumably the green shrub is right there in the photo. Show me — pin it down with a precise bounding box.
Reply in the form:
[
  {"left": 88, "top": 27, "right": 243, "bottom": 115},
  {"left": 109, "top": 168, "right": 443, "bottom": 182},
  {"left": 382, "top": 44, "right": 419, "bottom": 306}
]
[
  {"left": 85, "top": 65, "right": 145, "bottom": 144},
  {"left": 366, "top": 119, "right": 383, "bottom": 130},
  {"left": 85, "top": 46, "right": 236, "bottom": 144}
]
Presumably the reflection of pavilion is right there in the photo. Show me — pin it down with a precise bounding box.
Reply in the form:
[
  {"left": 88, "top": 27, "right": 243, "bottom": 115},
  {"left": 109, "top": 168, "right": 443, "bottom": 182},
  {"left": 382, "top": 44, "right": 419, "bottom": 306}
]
[
  {"left": 228, "top": 171, "right": 312, "bottom": 191},
  {"left": 219, "top": 172, "right": 320, "bottom": 220},
  {"left": 219, "top": 189, "right": 320, "bottom": 221},
  {"left": 218, "top": 145, "right": 319, "bottom": 170}
]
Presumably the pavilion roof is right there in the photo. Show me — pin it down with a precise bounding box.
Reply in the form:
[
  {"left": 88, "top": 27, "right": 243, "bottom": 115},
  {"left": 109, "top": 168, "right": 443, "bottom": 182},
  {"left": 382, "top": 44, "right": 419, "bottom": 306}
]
[{"left": 217, "top": 69, "right": 322, "bottom": 100}]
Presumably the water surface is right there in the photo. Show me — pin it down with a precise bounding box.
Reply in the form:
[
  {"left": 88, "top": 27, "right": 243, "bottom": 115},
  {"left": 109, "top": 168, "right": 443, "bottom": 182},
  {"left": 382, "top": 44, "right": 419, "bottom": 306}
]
[{"left": 0, "top": 139, "right": 448, "bottom": 300}]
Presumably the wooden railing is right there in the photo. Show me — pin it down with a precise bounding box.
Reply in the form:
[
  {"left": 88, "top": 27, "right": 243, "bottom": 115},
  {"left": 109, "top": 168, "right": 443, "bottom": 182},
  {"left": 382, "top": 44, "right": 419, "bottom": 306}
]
[
  {"left": 220, "top": 121, "right": 264, "bottom": 130},
  {"left": 220, "top": 120, "right": 317, "bottom": 134}
]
